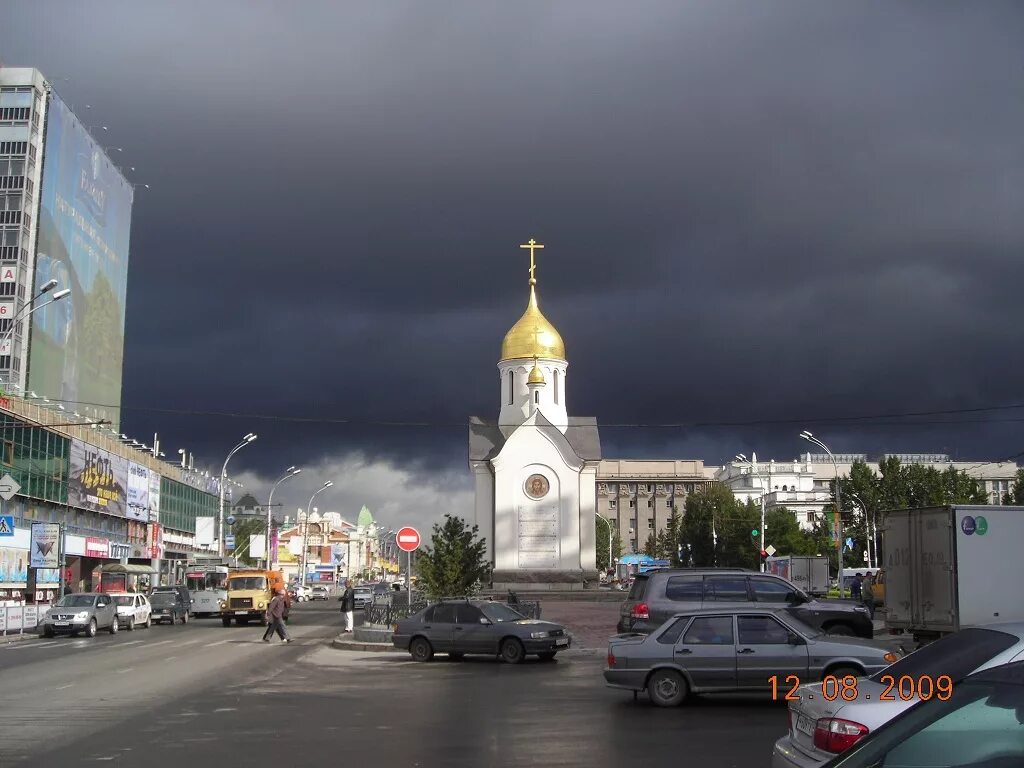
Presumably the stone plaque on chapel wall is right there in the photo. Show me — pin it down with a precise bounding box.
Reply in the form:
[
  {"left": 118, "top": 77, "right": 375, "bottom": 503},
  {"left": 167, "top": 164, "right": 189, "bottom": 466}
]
[{"left": 517, "top": 503, "right": 559, "bottom": 569}]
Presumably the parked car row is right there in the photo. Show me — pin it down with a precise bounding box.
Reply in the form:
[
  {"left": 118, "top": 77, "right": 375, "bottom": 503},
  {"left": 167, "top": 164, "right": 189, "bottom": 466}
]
[{"left": 39, "top": 589, "right": 192, "bottom": 638}]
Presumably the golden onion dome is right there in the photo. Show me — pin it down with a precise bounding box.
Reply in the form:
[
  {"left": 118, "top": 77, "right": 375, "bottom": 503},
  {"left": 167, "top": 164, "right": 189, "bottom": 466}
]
[
  {"left": 500, "top": 283, "right": 566, "bottom": 362},
  {"left": 528, "top": 359, "right": 546, "bottom": 385}
]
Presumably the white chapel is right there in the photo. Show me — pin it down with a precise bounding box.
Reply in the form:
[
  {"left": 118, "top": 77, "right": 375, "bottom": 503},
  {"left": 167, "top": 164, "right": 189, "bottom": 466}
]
[{"left": 469, "top": 240, "right": 601, "bottom": 590}]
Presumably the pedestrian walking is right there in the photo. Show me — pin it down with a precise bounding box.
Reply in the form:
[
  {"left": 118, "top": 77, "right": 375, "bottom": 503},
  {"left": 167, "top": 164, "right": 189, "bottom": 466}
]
[
  {"left": 861, "top": 574, "right": 876, "bottom": 620},
  {"left": 262, "top": 588, "right": 292, "bottom": 643},
  {"left": 339, "top": 579, "right": 355, "bottom": 633},
  {"left": 850, "top": 572, "right": 863, "bottom": 601}
]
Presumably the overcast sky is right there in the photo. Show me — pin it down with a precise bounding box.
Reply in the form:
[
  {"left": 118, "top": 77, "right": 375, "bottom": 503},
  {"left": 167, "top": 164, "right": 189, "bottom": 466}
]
[{"left": 3, "top": 1, "right": 1022, "bottom": 529}]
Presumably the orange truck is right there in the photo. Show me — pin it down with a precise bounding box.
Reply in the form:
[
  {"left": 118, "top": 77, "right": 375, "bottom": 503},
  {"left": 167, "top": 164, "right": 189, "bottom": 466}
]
[{"left": 220, "top": 568, "right": 286, "bottom": 626}]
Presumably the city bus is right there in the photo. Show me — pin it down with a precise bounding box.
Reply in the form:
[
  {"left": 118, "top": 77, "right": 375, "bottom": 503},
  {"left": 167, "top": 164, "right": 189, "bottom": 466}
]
[{"left": 185, "top": 564, "right": 231, "bottom": 617}]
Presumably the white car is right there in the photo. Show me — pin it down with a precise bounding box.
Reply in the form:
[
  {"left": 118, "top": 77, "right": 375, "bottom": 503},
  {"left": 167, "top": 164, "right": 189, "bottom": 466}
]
[
  {"left": 292, "top": 585, "right": 312, "bottom": 602},
  {"left": 109, "top": 593, "right": 152, "bottom": 631},
  {"left": 772, "top": 622, "right": 1024, "bottom": 767}
]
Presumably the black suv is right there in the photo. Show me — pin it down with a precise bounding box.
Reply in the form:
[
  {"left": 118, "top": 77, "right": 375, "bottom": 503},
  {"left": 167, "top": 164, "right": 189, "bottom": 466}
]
[{"left": 617, "top": 568, "right": 873, "bottom": 639}]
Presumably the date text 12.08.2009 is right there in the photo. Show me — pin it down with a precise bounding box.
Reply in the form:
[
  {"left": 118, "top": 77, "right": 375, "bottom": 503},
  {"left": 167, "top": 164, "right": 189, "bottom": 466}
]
[{"left": 769, "top": 674, "right": 953, "bottom": 703}]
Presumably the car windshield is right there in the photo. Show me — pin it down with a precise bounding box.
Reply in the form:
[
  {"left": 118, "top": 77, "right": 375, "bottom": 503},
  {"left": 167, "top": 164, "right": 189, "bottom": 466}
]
[
  {"left": 113, "top": 596, "right": 135, "bottom": 606},
  {"left": 150, "top": 593, "right": 176, "bottom": 605},
  {"left": 229, "top": 577, "right": 267, "bottom": 590},
  {"left": 355, "top": 587, "right": 371, "bottom": 595},
  {"left": 869, "top": 627, "right": 1019, "bottom": 683},
  {"left": 480, "top": 603, "right": 527, "bottom": 623},
  {"left": 57, "top": 594, "right": 96, "bottom": 607}
]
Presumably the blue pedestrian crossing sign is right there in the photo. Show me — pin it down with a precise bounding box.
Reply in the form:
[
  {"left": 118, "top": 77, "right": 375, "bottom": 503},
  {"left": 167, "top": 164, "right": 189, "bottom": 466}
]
[
  {"left": 225, "top": 535, "right": 236, "bottom": 550},
  {"left": 0, "top": 515, "right": 14, "bottom": 537}
]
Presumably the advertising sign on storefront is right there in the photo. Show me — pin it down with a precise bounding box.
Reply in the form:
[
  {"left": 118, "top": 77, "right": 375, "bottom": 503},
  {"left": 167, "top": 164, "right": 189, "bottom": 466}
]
[
  {"left": 85, "top": 536, "right": 110, "bottom": 558},
  {"left": 29, "top": 523, "right": 61, "bottom": 569},
  {"left": 126, "top": 462, "right": 150, "bottom": 521},
  {"left": 0, "top": 546, "right": 29, "bottom": 586},
  {"left": 68, "top": 440, "right": 127, "bottom": 516}
]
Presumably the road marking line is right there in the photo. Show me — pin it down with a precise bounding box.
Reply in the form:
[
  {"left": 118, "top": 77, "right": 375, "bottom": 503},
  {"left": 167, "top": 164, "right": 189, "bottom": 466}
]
[
  {"left": 205, "top": 639, "right": 233, "bottom": 647},
  {"left": 117, "top": 667, "right": 135, "bottom": 674},
  {"left": 3, "top": 641, "right": 60, "bottom": 650},
  {"left": 119, "top": 640, "right": 145, "bottom": 647},
  {"left": 164, "top": 656, "right": 177, "bottom": 661},
  {"left": 55, "top": 683, "right": 74, "bottom": 690},
  {"left": 148, "top": 640, "right": 175, "bottom": 647}
]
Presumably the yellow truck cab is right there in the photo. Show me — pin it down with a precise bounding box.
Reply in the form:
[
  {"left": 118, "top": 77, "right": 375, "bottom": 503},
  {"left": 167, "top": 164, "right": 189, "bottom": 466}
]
[{"left": 221, "top": 569, "right": 284, "bottom": 626}]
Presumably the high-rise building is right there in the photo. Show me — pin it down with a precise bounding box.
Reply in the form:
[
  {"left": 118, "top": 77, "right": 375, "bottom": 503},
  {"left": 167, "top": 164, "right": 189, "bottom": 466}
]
[{"left": 0, "top": 66, "right": 133, "bottom": 429}]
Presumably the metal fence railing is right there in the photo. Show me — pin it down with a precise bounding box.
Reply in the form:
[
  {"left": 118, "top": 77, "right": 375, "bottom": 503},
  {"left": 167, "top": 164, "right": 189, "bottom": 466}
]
[
  {"left": 362, "top": 597, "right": 541, "bottom": 625},
  {"left": 0, "top": 603, "right": 51, "bottom": 636}
]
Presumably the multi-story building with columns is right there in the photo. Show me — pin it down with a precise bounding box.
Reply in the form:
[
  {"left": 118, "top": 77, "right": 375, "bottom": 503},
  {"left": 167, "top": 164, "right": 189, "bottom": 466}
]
[{"left": 595, "top": 460, "right": 715, "bottom": 554}]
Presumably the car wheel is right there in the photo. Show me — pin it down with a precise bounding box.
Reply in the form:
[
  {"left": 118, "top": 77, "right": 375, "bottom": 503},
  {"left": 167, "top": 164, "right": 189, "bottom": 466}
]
[
  {"left": 144, "top": 615, "right": 151, "bottom": 628},
  {"left": 109, "top": 617, "right": 119, "bottom": 635},
  {"left": 825, "top": 665, "right": 863, "bottom": 681},
  {"left": 42, "top": 626, "right": 54, "bottom": 638},
  {"left": 824, "top": 623, "right": 855, "bottom": 636},
  {"left": 86, "top": 619, "right": 97, "bottom": 638},
  {"left": 221, "top": 617, "right": 232, "bottom": 627},
  {"left": 647, "top": 669, "right": 688, "bottom": 707},
  {"left": 538, "top": 652, "right": 557, "bottom": 662},
  {"left": 409, "top": 637, "right": 434, "bottom": 662},
  {"left": 181, "top": 612, "right": 189, "bottom": 625},
  {"left": 500, "top": 638, "right": 526, "bottom": 665},
  {"left": 126, "top": 617, "right": 135, "bottom": 632}
]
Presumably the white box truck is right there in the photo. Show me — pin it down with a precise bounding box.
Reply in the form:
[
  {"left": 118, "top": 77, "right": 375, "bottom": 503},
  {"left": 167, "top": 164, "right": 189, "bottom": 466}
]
[
  {"left": 765, "top": 555, "right": 830, "bottom": 596},
  {"left": 883, "top": 505, "right": 1024, "bottom": 643}
]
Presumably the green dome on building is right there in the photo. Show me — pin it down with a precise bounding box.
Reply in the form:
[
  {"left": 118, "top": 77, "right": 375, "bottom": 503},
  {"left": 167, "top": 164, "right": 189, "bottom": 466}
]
[{"left": 356, "top": 505, "right": 374, "bottom": 529}]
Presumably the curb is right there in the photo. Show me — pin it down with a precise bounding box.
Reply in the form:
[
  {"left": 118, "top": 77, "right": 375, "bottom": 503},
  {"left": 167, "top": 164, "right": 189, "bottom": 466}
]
[
  {"left": 332, "top": 635, "right": 397, "bottom": 652},
  {"left": 2, "top": 632, "right": 40, "bottom": 645}
]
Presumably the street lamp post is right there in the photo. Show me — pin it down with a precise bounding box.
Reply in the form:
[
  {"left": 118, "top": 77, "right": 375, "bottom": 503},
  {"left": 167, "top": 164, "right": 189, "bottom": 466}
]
[
  {"left": 300, "top": 481, "right": 333, "bottom": 587},
  {"left": 265, "top": 466, "right": 301, "bottom": 566},
  {"left": 1, "top": 283, "right": 69, "bottom": 390},
  {"left": 848, "top": 492, "right": 877, "bottom": 570},
  {"left": 218, "top": 433, "right": 257, "bottom": 556},
  {"left": 595, "top": 513, "right": 613, "bottom": 574},
  {"left": 736, "top": 453, "right": 770, "bottom": 571},
  {"left": 800, "top": 431, "right": 845, "bottom": 597}
]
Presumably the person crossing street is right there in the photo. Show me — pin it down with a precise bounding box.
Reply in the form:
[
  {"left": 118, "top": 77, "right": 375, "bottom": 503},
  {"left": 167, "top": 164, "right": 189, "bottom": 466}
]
[
  {"left": 263, "top": 587, "right": 292, "bottom": 643},
  {"left": 339, "top": 579, "right": 355, "bottom": 633}
]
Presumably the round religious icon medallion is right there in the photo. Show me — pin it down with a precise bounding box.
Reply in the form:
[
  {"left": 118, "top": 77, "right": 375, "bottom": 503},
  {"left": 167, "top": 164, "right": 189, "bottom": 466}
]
[{"left": 524, "top": 473, "right": 550, "bottom": 500}]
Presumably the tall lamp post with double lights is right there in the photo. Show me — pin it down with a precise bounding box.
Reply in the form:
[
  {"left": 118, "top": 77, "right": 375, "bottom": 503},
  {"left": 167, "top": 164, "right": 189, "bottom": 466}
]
[
  {"left": 1, "top": 281, "right": 69, "bottom": 390},
  {"left": 848, "top": 492, "right": 877, "bottom": 570},
  {"left": 218, "top": 433, "right": 257, "bottom": 557},
  {"left": 265, "top": 466, "right": 301, "bottom": 566},
  {"left": 800, "top": 430, "right": 845, "bottom": 597},
  {"left": 300, "top": 481, "right": 333, "bottom": 587}
]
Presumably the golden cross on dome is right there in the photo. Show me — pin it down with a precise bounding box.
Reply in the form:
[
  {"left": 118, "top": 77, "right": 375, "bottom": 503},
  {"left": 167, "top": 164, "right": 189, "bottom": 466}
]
[{"left": 519, "top": 238, "right": 544, "bottom": 283}]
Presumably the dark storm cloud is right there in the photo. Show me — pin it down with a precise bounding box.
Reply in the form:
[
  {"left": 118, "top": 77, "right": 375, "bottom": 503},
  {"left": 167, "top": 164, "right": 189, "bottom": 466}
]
[{"left": 3, "top": 0, "right": 1023, "bottom": 479}]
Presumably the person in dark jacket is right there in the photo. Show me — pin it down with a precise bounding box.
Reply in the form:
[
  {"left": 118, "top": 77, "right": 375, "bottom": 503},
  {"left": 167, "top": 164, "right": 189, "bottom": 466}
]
[
  {"left": 263, "top": 588, "right": 291, "bottom": 643},
  {"left": 339, "top": 580, "right": 355, "bottom": 633}
]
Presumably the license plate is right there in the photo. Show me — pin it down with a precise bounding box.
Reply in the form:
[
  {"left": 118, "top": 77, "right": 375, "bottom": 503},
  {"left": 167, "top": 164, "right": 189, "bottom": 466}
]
[
  {"left": 555, "top": 638, "right": 569, "bottom": 646},
  {"left": 795, "top": 714, "right": 815, "bottom": 738},
  {"left": 54, "top": 621, "right": 69, "bottom": 626},
  {"left": 235, "top": 610, "right": 249, "bottom": 615}
]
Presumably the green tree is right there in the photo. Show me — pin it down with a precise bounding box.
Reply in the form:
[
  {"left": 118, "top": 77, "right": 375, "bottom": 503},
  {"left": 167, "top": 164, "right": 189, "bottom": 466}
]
[
  {"left": 229, "top": 518, "right": 267, "bottom": 566},
  {"left": 1003, "top": 468, "right": 1024, "bottom": 505},
  {"left": 679, "top": 485, "right": 759, "bottom": 569},
  {"left": 414, "top": 514, "right": 492, "bottom": 600},
  {"left": 596, "top": 516, "right": 623, "bottom": 570},
  {"left": 763, "top": 507, "right": 818, "bottom": 557}
]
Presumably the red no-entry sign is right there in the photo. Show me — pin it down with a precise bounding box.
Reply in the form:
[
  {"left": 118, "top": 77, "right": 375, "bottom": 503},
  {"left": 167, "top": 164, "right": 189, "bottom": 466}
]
[{"left": 396, "top": 526, "right": 421, "bottom": 552}]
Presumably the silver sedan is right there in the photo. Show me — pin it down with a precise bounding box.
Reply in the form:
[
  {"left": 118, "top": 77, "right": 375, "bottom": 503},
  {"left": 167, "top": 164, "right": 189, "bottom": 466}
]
[
  {"left": 772, "top": 622, "right": 1024, "bottom": 767},
  {"left": 604, "top": 607, "right": 899, "bottom": 707}
]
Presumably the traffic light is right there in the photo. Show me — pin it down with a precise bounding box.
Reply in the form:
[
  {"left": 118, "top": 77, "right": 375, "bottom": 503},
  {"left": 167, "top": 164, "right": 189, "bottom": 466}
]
[
  {"left": 751, "top": 529, "right": 759, "bottom": 538},
  {"left": 759, "top": 549, "right": 769, "bottom": 561}
]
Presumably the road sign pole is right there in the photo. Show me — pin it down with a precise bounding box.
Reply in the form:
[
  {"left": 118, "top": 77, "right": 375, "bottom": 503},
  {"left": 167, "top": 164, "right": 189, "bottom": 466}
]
[{"left": 407, "top": 549, "right": 412, "bottom": 607}]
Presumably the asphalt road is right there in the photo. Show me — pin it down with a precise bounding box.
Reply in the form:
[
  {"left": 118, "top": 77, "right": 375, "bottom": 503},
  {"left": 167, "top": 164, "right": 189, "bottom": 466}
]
[{"left": 0, "top": 600, "right": 790, "bottom": 768}]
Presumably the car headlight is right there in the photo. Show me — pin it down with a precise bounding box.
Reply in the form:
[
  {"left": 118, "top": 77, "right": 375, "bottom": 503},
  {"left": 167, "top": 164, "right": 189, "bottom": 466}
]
[
  {"left": 530, "top": 631, "right": 548, "bottom": 639},
  {"left": 258, "top": 602, "right": 266, "bottom": 609},
  {"left": 75, "top": 611, "right": 89, "bottom": 620},
  {"left": 219, "top": 600, "right": 226, "bottom": 608}
]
